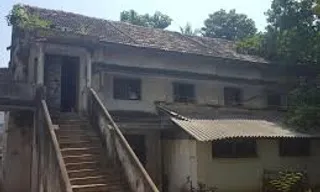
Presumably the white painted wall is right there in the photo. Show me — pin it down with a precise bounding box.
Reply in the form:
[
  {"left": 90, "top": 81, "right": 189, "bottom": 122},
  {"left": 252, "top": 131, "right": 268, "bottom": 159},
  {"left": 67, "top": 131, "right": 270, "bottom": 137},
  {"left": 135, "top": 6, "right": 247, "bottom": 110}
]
[
  {"left": 197, "top": 139, "right": 320, "bottom": 192},
  {"left": 92, "top": 71, "right": 266, "bottom": 113},
  {"left": 162, "top": 139, "right": 198, "bottom": 192}
]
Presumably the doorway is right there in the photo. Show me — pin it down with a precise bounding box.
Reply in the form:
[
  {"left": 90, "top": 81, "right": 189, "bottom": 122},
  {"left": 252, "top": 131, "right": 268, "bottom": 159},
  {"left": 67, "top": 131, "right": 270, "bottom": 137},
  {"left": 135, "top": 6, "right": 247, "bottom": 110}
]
[
  {"left": 44, "top": 55, "right": 79, "bottom": 112},
  {"left": 60, "top": 56, "right": 79, "bottom": 112},
  {"left": 124, "top": 134, "right": 146, "bottom": 166}
]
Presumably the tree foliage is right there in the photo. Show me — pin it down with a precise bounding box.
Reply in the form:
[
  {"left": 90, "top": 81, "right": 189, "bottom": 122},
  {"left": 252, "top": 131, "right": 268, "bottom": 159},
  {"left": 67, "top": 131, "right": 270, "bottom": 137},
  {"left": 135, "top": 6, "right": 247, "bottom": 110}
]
[
  {"left": 237, "top": 0, "right": 320, "bottom": 130},
  {"left": 287, "top": 84, "right": 320, "bottom": 131},
  {"left": 6, "top": 4, "right": 51, "bottom": 28},
  {"left": 201, "top": 9, "right": 257, "bottom": 40},
  {"left": 236, "top": 33, "right": 265, "bottom": 55},
  {"left": 120, "top": 10, "right": 172, "bottom": 29},
  {"left": 179, "top": 23, "right": 200, "bottom": 36}
]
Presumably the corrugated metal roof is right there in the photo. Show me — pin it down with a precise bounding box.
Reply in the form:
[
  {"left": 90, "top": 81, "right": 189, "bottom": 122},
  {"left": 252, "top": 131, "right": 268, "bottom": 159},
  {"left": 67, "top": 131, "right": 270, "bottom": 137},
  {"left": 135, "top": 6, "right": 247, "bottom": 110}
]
[
  {"left": 171, "top": 118, "right": 318, "bottom": 141},
  {"left": 157, "top": 103, "right": 320, "bottom": 141}
]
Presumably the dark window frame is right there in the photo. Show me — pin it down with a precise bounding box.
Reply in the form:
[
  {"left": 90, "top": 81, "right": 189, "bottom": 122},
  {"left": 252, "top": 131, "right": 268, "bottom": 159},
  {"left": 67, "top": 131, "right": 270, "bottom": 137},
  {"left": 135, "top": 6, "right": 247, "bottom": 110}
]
[
  {"left": 173, "top": 82, "right": 196, "bottom": 103},
  {"left": 113, "top": 77, "right": 141, "bottom": 101},
  {"left": 212, "top": 139, "right": 257, "bottom": 158},
  {"left": 279, "top": 139, "right": 310, "bottom": 157},
  {"left": 267, "top": 93, "right": 282, "bottom": 108},
  {"left": 224, "top": 87, "right": 243, "bottom": 106}
]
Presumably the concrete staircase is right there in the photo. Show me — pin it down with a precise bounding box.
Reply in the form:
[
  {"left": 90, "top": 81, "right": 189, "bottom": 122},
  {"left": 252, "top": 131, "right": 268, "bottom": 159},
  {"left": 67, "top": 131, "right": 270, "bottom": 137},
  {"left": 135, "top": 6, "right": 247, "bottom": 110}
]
[{"left": 53, "top": 113, "right": 130, "bottom": 192}]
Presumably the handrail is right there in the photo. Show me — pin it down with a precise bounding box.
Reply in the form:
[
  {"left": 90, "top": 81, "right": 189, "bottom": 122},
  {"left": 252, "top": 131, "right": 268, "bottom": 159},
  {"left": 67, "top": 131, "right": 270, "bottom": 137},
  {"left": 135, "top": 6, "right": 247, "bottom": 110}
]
[
  {"left": 41, "top": 100, "right": 73, "bottom": 192},
  {"left": 89, "top": 88, "right": 159, "bottom": 192}
]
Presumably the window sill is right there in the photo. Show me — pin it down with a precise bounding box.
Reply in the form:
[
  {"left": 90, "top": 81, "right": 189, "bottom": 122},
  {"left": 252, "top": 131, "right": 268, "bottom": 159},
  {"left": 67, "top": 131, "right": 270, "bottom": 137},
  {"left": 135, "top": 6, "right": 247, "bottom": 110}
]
[
  {"left": 279, "top": 155, "right": 310, "bottom": 158},
  {"left": 114, "top": 98, "right": 141, "bottom": 101},
  {"left": 212, "top": 155, "right": 258, "bottom": 159}
]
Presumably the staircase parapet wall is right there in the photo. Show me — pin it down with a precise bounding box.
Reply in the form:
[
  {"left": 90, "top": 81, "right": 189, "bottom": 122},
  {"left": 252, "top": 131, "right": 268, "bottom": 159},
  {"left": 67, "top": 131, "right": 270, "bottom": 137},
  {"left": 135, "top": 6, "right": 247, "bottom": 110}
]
[
  {"left": 0, "top": 82, "right": 35, "bottom": 101},
  {"left": 0, "top": 68, "right": 10, "bottom": 82},
  {"left": 88, "top": 88, "right": 160, "bottom": 192}
]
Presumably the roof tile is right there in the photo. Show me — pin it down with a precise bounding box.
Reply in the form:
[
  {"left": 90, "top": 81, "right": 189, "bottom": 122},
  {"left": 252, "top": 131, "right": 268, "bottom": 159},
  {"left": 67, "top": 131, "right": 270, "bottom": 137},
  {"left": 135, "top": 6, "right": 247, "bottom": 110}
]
[{"left": 23, "top": 5, "right": 268, "bottom": 64}]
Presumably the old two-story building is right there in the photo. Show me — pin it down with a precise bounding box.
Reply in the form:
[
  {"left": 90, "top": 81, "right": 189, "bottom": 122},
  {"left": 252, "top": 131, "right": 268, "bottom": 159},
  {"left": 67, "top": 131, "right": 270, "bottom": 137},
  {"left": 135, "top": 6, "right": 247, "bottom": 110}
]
[{"left": 1, "top": 4, "right": 320, "bottom": 192}]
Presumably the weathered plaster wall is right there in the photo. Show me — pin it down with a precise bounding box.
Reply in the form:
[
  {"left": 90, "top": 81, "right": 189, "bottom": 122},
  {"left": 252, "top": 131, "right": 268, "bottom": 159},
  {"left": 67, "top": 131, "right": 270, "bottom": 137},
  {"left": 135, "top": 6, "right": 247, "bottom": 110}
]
[
  {"left": 197, "top": 139, "right": 320, "bottom": 192},
  {"left": 122, "top": 129, "right": 162, "bottom": 189},
  {"left": 92, "top": 47, "right": 218, "bottom": 76},
  {"left": 28, "top": 43, "right": 91, "bottom": 113},
  {"left": 44, "top": 56, "right": 62, "bottom": 110},
  {"left": 2, "top": 111, "right": 33, "bottom": 192},
  {"left": 92, "top": 71, "right": 266, "bottom": 113},
  {"left": 162, "top": 139, "right": 197, "bottom": 192}
]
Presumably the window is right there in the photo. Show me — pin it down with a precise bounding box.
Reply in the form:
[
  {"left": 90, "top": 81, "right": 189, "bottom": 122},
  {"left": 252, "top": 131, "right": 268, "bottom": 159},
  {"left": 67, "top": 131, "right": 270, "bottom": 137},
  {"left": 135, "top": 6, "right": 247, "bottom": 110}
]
[
  {"left": 212, "top": 139, "right": 257, "bottom": 158},
  {"left": 279, "top": 139, "right": 310, "bottom": 157},
  {"left": 173, "top": 83, "right": 195, "bottom": 103},
  {"left": 267, "top": 93, "right": 281, "bottom": 108},
  {"left": 224, "top": 87, "right": 243, "bottom": 106},
  {"left": 113, "top": 77, "right": 141, "bottom": 100}
]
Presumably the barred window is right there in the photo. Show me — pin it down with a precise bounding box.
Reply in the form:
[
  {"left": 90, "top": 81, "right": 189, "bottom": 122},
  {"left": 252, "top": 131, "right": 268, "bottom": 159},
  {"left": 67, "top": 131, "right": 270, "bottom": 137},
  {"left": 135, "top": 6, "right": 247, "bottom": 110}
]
[
  {"left": 279, "top": 139, "right": 310, "bottom": 157},
  {"left": 113, "top": 77, "right": 141, "bottom": 100},
  {"left": 212, "top": 139, "right": 257, "bottom": 158},
  {"left": 224, "top": 87, "right": 243, "bottom": 106},
  {"left": 267, "top": 93, "right": 281, "bottom": 107},
  {"left": 173, "top": 83, "right": 195, "bottom": 103}
]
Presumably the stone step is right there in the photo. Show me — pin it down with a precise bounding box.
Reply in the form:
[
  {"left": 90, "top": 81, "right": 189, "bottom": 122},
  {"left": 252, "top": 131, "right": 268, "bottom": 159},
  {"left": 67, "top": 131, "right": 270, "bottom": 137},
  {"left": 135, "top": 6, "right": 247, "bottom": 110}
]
[
  {"left": 56, "top": 119, "right": 88, "bottom": 125},
  {"left": 56, "top": 128, "right": 97, "bottom": 134},
  {"left": 56, "top": 131, "right": 98, "bottom": 139},
  {"left": 72, "top": 183, "right": 129, "bottom": 192},
  {"left": 70, "top": 175, "right": 107, "bottom": 185},
  {"left": 59, "top": 124, "right": 91, "bottom": 130},
  {"left": 66, "top": 161, "right": 101, "bottom": 171},
  {"left": 55, "top": 115, "right": 131, "bottom": 192},
  {"left": 68, "top": 167, "right": 123, "bottom": 178},
  {"left": 58, "top": 134, "right": 100, "bottom": 141},
  {"left": 72, "top": 184, "right": 108, "bottom": 192},
  {"left": 59, "top": 140, "right": 101, "bottom": 149},
  {"left": 64, "top": 154, "right": 102, "bottom": 164},
  {"left": 68, "top": 168, "right": 107, "bottom": 178},
  {"left": 61, "top": 147, "right": 101, "bottom": 156}
]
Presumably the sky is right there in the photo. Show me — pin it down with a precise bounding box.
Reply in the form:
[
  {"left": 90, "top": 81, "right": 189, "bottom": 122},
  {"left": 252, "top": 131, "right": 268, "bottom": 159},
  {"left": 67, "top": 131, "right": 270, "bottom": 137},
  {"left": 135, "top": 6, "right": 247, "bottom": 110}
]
[{"left": 0, "top": 0, "right": 272, "bottom": 67}]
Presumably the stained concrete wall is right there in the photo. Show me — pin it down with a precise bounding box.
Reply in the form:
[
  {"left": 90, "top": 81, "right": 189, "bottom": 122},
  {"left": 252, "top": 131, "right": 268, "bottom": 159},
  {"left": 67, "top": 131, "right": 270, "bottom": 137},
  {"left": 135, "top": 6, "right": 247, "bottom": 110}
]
[
  {"left": 121, "top": 129, "right": 162, "bottom": 189},
  {"left": 2, "top": 111, "right": 33, "bottom": 192},
  {"left": 45, "top": 56, "right": 62, "bottom": 110},
  {"left": 92, "top": 47, "right": 218, "bottom": 76},
  {"left": 162, "top": 139, "right": 197, "bottom": 192},
  {"left": 197, "top": 139, "right": 320, "bottom": 192}
]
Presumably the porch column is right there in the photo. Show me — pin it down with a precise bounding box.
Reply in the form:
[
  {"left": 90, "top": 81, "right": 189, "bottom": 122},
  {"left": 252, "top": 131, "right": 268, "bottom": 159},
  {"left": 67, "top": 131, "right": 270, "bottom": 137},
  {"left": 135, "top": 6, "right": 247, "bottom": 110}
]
[
  {"left": 36, "top": 43, "right": 44, "bottom": 85},
  {"left": 86, "top": 51, "right": 92, "bottom": 88}
]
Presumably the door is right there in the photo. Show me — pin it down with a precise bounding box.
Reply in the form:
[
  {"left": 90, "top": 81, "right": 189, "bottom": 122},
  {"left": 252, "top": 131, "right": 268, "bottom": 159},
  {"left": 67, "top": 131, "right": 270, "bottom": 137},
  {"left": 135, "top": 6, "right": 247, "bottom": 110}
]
[
  {"left": 60, "top": 56, "right": 79, "bottom": 112},
  {"left": 125, "top": 134, "right": 146, "bottom": 166}
]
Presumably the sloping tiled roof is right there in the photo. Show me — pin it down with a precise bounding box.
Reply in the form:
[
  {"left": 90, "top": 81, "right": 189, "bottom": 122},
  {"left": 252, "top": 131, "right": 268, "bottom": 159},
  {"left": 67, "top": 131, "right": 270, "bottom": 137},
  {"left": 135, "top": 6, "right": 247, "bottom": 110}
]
[
  {"left": 157, "top": 103, "right": 319, "bottom": 141},
  {"left": 23, "top": 5, "right": 268, "bottom": 64}
]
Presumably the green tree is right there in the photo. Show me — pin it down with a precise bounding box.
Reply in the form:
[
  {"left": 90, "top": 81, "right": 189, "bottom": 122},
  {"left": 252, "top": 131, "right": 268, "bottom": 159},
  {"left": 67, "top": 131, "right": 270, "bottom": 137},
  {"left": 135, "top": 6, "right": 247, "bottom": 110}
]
[
  {"left": 264, "top": 0, "right": 318, "bottom": 64},
  {"left": 179, "top": 23, "right": 200, "bottom": 36},
  {"left": 236, "top": 33, "right": 265, "bottom": 55},
  {"left": 237, "top": 0, "right": 320, "bottom": 130},
  {"left": 201, "top": 9, "right": 257, "bottom": 40},
  {"left": 120, "top": 10, "right": 172, "bottom": 29},
  {"left": 6, "top": 4, "right": 50, "bottom": 28}
]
